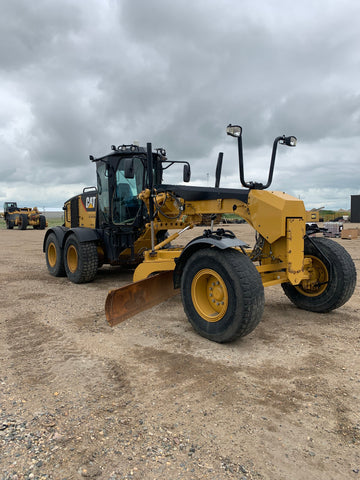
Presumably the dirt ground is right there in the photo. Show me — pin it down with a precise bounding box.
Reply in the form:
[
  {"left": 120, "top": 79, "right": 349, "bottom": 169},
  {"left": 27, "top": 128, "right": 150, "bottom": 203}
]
[{"left": 0, "top": 224, "right": 359, "bottom": 480}]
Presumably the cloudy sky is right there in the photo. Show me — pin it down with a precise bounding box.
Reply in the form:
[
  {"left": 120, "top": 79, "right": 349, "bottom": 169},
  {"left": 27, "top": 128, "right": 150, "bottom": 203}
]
[{"left": 1, "top": 0, "right": 359, "bottom": 211}]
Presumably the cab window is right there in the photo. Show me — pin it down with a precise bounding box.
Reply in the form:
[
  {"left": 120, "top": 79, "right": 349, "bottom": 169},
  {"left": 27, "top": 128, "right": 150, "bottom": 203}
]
[{"left": 112, "top": 157, "right": 145, "bottom": 224}]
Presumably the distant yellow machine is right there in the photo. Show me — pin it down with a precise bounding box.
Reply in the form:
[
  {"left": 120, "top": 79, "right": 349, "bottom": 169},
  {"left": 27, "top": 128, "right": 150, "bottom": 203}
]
[
  {"left": 4, "top": 202, "right": 47, "bottom": 230},
  {"left": 306, "top": 207, "right": 324, "bottom": 222},
  {"left": 44, "top": 125, "right": 357, "bottom": 343}
]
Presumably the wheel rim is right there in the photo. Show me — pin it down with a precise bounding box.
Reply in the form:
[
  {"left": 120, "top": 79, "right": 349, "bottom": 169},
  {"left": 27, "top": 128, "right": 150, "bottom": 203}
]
[
  {"left": 191, "top": 268, "right": 228, "bottom": 322},
  {"left": 295, "top": 255, "right": 329, "bottom": 297},
  {"left": 67, "top": 245, "right": 78, "bottom": 273},
  {"left": 48, "top": 242, "right": 57, "bottom": 268}
]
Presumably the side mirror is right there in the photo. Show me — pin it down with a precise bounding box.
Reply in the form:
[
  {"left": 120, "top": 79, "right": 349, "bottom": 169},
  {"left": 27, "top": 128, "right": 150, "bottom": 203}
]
[
  {"left": 183, "top": 164, "right": 191, "bottom": 182},
  {"left": 124, "top": 158, "right": 135, "bottom": 178},
  {"left": 226, "top": 124, "right": 242, "bottom": 138}
]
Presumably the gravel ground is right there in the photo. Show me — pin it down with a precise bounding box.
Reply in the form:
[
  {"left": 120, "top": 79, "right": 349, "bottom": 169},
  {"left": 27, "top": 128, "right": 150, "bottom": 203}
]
[{"left": 0, "top": 224, "right": 359, "bottom": 480}]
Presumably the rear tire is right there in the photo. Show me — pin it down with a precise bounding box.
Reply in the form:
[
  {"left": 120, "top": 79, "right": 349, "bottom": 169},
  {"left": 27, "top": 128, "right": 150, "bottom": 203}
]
[
  {"left": 282, "top": 237, "right": 356, "bottom": 312},
  {"left": 6, "top": 219, "right": 14, "bottom": 229},
  {"left": 181, "top": 248, "right": 264, "bottom": 343},
  {"left": 64, "top": 235, "right": 98, "bottom": 284},
  {"left": 19, "top": 214, "right": 28, "bottom": 230},
  {"left": 45, "top": 233, "right": 66, "bottom": 277}
]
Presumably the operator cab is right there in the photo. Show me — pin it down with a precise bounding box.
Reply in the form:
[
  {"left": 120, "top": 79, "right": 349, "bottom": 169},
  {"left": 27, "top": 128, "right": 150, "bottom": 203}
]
[
  {"left": 4, "top": 202, "right": 18, "bottom": 213},
  {"left": 91, "top": 144, "right": 191, "bottom": 229},
  {"left": 91, "top": 145, "right": 162, "bottom": 228}
]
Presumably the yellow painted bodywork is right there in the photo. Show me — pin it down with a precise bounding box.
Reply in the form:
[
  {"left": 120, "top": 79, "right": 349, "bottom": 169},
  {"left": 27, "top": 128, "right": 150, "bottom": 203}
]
[
  {"left": 246, "top": 190, "right": 306, "bottom": 244},
  {"left": 133, "top": 249, "right": 179, "bottom": 282},
  {"left": 133, "top": 187, "right": 310, "bottom": 288},
  {"left": 64, "top": 197, "right": 96, "bottom": 228},
  {"left": 65, "top": 185, "right": 311, "bottom": 289}
]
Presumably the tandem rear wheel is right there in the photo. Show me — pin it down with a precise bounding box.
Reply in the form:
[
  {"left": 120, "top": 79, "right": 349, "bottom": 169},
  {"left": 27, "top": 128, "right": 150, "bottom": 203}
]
[
  {"left": 45, "top": 233, "right": 66, "bottom": 277},
  {"left": 64, "top": 235, "right": 98, "bottom": 284},
  {"left": 181, "top": 247, "right": 265, "bottom": 343}
]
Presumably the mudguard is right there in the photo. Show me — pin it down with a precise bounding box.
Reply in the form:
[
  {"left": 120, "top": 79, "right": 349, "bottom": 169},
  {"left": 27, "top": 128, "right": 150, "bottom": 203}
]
[
  {"left": 43, "top": 226, "right": 100, "bottom": 252},
  {"left": 43, "top": 226, "right": 68, "bottom": 252},
  {"left": 173, "top": 232, "right": 248, "bottom": 288},
  {"left": 63, "top": 227, "right": 100, "bottom": 245}
]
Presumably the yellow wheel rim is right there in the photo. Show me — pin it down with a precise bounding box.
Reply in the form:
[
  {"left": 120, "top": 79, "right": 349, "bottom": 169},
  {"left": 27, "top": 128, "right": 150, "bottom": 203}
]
[
  {"left": 191, "top": 268, "right": 228, "bottom": 323},
  {"left": 295, "top": 255, "right": 329, "bottom": 297},
  {"left": 48, "top": 242, "right": 57, "bottom": 268},
  {"left": 67, "top": 245, "right": 78, "bottom": 273}
]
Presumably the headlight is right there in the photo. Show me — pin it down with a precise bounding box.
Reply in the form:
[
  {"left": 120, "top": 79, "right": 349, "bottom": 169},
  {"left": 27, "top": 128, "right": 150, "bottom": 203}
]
[
  {"left": 226, "top": 124, "right": 242, "bottom": 137},
  {"left": 280, "top": 136, "right": 297, "bottom": 147}
]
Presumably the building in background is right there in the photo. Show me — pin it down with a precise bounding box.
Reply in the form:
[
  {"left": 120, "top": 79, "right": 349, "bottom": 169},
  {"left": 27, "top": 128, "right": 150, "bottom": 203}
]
[{"left": 351, "top": 195, "right": 360, "bottom": 222}]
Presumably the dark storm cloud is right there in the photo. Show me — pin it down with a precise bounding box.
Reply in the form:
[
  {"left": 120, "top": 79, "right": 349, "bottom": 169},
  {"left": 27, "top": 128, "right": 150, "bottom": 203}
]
[
  {"left": 0, "top": 0, "right": 359, "bottom": 208},
  {"left": 0, "top": 1, "right": 81, "bottom": 71}
]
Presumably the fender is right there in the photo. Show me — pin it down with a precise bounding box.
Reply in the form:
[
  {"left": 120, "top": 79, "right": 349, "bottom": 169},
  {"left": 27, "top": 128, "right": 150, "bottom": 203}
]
[
  {"left": 43, "top": 226, "right": 68, "bottom": 252},
  {"left": 63, "top": 227, "right": 100, "bottom": 245},
  {"left": 173, "top": 232, "right": 248, "bottom": 289},
  {"left": 43, "top": 226, "right": 100, "bottom": 252}
]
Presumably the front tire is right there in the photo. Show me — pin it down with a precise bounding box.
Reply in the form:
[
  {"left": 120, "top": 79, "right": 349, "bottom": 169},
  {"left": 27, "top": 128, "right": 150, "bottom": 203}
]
[
  {"left": 45, "top": 233, "right": 66, "bottom": 277},
  {"left": 282, "top": 237, "right": 356, "bottom": 312},
  {"left": 64, "top": 235, "right": 98, "bottom": 284},
  {"left": 181, "top": 248, "right": 264, "bottom": 343}
]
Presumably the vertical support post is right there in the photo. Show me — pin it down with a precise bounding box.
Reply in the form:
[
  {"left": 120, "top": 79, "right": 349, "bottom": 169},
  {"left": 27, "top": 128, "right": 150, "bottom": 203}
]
[
  {"left": 286, "top": 218, "right": 305, "bottom": 285},
  {"left": 146, "top": 143, "right": 155, "bottom": 252},
  {"left": 215, "top": 152, "right": 223, "bottom": 188}
]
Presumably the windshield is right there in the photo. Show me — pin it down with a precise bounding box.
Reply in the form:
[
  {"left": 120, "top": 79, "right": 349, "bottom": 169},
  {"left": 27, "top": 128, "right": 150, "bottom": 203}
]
[{"left": 112, "top": 157, "right": 145, "bottom": 225}]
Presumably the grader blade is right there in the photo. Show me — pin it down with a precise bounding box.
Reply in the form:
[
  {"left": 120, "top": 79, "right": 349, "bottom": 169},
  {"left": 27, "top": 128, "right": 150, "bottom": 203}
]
[{"left": 105, "top": 271, "right": 179, "bottom": 327}]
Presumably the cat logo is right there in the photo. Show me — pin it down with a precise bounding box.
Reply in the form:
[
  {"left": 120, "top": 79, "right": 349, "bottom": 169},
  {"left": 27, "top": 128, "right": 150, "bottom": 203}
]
[{"left": 85, "top": 196, "right": 96, "bottom": 210}]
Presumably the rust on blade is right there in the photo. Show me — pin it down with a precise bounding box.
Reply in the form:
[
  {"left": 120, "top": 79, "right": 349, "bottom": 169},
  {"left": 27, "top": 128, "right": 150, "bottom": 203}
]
[{"left": 105, "top": 270, "right": 179, "bottom": 327}]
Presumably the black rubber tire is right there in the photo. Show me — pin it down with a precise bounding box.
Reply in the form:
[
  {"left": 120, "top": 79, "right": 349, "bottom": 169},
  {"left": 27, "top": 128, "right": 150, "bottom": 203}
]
[
  {"left": 282, "top": 237, "right": 356, "bottom": 312},
  {"left": 181, "top": 248, "right": 265, "bottom": 343},
  {"left": 39, "top": 215, "right": 46, "bottom": 230},
  {"left": 64, "top": 235, "right": 98, "bottom": 284},
  {"left": 6, "top": 219, "right": 14, "bottom": 229},
  {"left": 19, "top": 214, "right": 28, "bottom": 230},
  {"left": 45, "top": 233, "right": 66, "bottom": 277}
]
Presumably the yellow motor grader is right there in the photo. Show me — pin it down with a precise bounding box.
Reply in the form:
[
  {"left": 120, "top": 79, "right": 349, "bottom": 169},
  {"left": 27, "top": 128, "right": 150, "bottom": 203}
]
[
  {"left": 4, "top": 202, "right": 47, "bottom": 230},
  {"left": 44, "top": 125, "right": 356, "bottom": 342}
]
